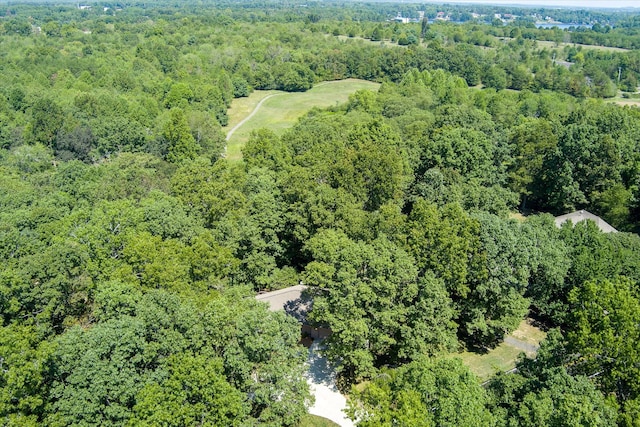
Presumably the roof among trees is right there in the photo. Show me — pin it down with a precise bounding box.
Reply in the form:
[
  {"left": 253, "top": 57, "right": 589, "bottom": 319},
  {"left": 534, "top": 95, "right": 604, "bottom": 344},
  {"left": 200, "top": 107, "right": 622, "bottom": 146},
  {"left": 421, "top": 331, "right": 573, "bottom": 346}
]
[
  {"left": 554, "top": 210, "right": 618, "bottom": 233},
  {"left": 255, "top": 285, "right": 311, "bottom": 322}
]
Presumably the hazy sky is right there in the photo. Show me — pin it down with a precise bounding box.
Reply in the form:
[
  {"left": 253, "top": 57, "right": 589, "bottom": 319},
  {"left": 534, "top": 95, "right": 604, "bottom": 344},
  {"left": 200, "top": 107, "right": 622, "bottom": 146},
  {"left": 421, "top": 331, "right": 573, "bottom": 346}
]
[{"left": 423, "top": 0, "right": 639, "bottom": 8}]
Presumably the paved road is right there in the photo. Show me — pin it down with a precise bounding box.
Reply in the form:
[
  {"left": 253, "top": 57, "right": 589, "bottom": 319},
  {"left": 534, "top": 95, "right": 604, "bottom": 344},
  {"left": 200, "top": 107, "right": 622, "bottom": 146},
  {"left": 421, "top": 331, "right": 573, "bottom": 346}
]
[{"left": 305, "top": 341, "right": 355, "bottom": 427}]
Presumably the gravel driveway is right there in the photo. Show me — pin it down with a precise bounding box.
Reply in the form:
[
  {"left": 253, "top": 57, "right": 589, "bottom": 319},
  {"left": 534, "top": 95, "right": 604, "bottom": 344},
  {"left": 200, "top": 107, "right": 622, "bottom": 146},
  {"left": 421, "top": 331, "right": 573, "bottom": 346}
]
[{"left": 305, "top": 341, "right": 355, "bottom": 427}]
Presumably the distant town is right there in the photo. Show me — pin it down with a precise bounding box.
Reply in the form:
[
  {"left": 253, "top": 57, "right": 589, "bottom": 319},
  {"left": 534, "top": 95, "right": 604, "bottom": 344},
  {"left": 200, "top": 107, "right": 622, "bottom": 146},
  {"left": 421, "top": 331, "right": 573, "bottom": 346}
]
[{"left": 392, "top": 10, "right": 579, "bottom": 26}]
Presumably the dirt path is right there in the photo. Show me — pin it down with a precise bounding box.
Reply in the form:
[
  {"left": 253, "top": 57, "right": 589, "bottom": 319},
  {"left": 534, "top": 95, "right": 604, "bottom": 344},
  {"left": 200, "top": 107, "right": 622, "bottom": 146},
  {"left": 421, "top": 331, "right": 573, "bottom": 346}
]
[
  {"left": 305, "top": 341, "right": 354, "bottom": 427},
  {"left": 225, "top": 79, "right": 369, "bottom": 143},
  {"left": 225, "top": 93, "right": 281, "bottom": 142}
]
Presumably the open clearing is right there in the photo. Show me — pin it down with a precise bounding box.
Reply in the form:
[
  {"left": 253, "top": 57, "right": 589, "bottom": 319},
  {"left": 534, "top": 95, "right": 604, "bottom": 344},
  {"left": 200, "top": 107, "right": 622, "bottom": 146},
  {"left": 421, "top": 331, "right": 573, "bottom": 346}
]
[
  {"left": 535, "top": 39, "right": 629, "bottom": 52},
  {"left": 498, "top": 37, "right": 628, "bottom": 52},
  {"left": 608, "top": 98, "right": 640, "bottom": 107},
  {"left": 223, "top": 79, "right": 380, "bottom": 161},
  {"left": 298, "top": 414, "right": 340, "bottom": 427},
  {"left": 457, "top": 318, "right": 547, "bottom": 381},
  {"left": 335, "top": 34, "right": 406, "bottom": 48}
]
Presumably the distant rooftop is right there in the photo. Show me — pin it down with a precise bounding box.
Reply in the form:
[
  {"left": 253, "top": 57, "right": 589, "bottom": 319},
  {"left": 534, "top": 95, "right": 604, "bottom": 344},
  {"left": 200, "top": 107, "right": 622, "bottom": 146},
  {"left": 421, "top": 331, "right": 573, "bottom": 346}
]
[{"left": 554, "top": 210, "right": 617, "bottom": 233}]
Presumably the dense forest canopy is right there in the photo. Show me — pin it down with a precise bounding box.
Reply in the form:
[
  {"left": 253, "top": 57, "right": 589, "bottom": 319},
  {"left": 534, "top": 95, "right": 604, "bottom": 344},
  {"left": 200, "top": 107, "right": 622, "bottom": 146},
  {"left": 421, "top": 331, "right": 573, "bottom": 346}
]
[{"left": 1, "top": 1, "right": 640, "bottom": 426}]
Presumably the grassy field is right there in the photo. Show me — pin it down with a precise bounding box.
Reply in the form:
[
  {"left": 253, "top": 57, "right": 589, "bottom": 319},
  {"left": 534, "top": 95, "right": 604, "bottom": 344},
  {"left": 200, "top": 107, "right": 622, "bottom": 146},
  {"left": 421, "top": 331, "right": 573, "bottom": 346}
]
[
  {"left": 223, "top": 79, "right": 380, "bottom": 161},
  {"left": 607, "top": 98, "right": 640, "bottom": 107},
  {"left": 224, "top": 90, "right": 280, "bottom": 134},
  {"left": 613, "top": 100, "right": 640, "bottom": 107},
  {"left": 298, "top": 414, "right": 340, "bottom": 427},
  {"left": 498, "top": 37, "right": 629, "bottom": 52},
  {"left": 336, "top": 34, "right": 406, "bottom": 48},
  {"left": 457, "top": 319, "right": 547, "bottom": 381},
  {"left": 534, "top": 39, "right": 629, "bottom": 52}
]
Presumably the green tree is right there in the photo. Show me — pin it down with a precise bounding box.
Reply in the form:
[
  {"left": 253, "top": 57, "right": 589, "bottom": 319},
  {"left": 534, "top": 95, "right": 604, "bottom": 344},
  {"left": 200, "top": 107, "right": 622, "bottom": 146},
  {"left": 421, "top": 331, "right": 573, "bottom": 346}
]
[
  {"left": 370, "top": 25, "right": 383, "bottom": 41},
  {"left": 483, "top": 66, "right": 508, "bottom": 90},
  {"left": 273, "top": 63, "right": 315, "bottom": 92},
  {"left": 130, "top": 353, "right": 247, "bottom": 426},
  {"left": 29, "top": 98, "right": 63, "bottom": 147},
  {"left": 304, "top": 230, "right": 457, "bottom": 383},
  {"left": 0, "top": 325, "right": 54, "bottom": 426},
  {"left": 163, "top": 108, "right": 199, "bottom": 163},
  {"left": 420, "top": 127, "right": 496, "bottom": 184},
  {"left": 349, "top": 357, "right": 494, "bottom": 426},
  {"left": 164, "top": 83, "right": 194, "bottom": 109},
  {"left": 331, "top": 120, "right": 408, "bottom": 211},
  {"left": 508, "top": 118, "right": 558, "bottom": 208},
  {"left": 243, "top": 129, "right": 291, "bottom": 172},
  {"left": 567, "top": 277, "right": 640, "bottom": 406},
  {"left": 406, "top": 200, "right": 482, "bottom": 300},
  {"left": 186, "top": 110, "right": 226, "bottom": 160},
  {"left": 487, "top": 330, "right": 617, "bottom": 427},
  {"left": 459, "top": 213, "right": 531, "bottom": 347}
]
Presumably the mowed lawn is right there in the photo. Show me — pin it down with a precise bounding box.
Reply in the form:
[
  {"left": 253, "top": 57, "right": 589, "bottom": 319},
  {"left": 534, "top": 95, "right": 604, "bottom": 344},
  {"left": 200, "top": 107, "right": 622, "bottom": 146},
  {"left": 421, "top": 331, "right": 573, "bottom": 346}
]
[
  {"left": 456, "top": 319, "right": 547, "bottom": 381},
  {"left": 498, "top": 37, "right": 629, "bottom": 53},
  {"left": 223, "top": 79, "right": 380, "bottom": 161},
  {"left": 535, "top": 39, "right": 629, "bottom": 52},
  {"left": 298, "top": 414, "right": 340, "bottom": 427}
]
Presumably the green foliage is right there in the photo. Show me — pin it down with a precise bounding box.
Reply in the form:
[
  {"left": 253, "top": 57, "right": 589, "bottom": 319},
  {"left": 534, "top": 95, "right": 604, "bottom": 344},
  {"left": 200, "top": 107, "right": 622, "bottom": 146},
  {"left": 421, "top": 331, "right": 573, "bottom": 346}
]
[
  {"left": 304, "top": 230, "right": 457, "bottom": 383},
  {"left": 42, "top": 290, "right": 310, "bottom": 426},
  {"left": 233, "top": 76, "right": 251, "bottom": 98},
  {"left": 487, "top": 330, "right": 618, "bottom": 427},
  {"left": 507, "top": 117, "right": 558, "bottom": 204},
  {"left": 0, "top": 325, "right": 54, "bottom": 424},
  {"left": 243, "top": 129, "right": 291, "bottom": 172},
  {"left": 567, "top": 277, "right": 640, "bottom": 405},
  {"left": 29, "top": 98, "right": 63, "bottom": 147},
  {"left": 2, "top": 4, "right": 640, "bottom": 425},
  {"left": 406, "top": 200, "right": 481, "bottom": 299},
  {"left": 349, "top": 357, "right": 494, "bottom": 426},
  {"left": 164, "top": 108, "right": 200, "bottom": 163},
  {"left": 130, "top": 353, "right": 248, "bottom": 426},
  {"left": 164, "top": 83, "right": 194, "bottom": 109},
  {"left": 273, "top": 63, "right": 315, "bottom": 92}
]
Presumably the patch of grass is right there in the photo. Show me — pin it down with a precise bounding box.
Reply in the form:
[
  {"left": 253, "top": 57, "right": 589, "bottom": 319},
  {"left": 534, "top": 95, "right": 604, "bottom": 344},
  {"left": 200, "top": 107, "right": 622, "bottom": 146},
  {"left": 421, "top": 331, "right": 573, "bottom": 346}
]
[
  {"left": 225, "top": 90, "right": 280, "bottom": 132},
  {"left": 534, "top": 39, "right": 629, "bottom": 52},
  {"left": 498, "top": 37, "right": 628, "bottom": 52},
  {"left": 335, "top": 34, "right": 407, "bottom": 48},
  {"left": 511, "top": 319, "right": 547, "bottom": 346},
  {"left": 456, "top": 319, "right": 547, "bottom": 381},
  {"left": 457, "top": 343, "right": 525, "bottom": 381},
  {"left": 608, "top": 98, "right": 640, "bottom": 107},
  {"left": 223, "top": 79, "right": 380, "bottom": 161},
  {"left": 298, "top": 414, "right": 340, "bottom": 427},
  {"left": 509, "top": 212, "right": 527, "bottom": 223}
]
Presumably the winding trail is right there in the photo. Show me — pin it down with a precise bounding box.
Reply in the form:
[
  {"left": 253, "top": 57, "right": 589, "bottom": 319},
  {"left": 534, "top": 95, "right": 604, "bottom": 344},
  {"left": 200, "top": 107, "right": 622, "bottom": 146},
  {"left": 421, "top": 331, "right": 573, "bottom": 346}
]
[
  {"left": 225, "top": 93, "right": 282, "bottom": 142},
  {"left": 225, "top": 80, "right": 364, "bottom": 143}
]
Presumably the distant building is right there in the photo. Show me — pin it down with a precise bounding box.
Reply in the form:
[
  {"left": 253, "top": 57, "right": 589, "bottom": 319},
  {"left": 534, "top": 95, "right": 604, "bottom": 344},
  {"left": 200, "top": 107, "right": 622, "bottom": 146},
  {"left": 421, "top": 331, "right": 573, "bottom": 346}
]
[
  {"left": 393, "top": 13, "right": 410, "bottom": 24},
  {"left": 436, "top": 11, "right": 448, "bottom": 21},
  {"left": 554, "top": 210, "right": 617, "bottom": 233}
]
